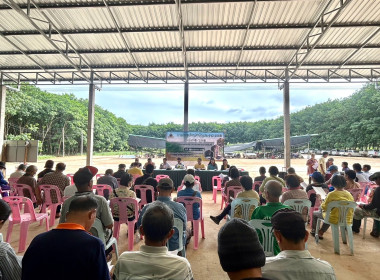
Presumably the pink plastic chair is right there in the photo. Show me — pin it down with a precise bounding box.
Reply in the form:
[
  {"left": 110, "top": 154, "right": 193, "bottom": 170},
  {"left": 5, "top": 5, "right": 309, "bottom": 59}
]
[
  {"left": 177, "top": 196, "right": 205, "bottom": 249},
  {"left": 194, "top": 175, "right": 201, "bottom": 182},
  {"left": 155, "top": 174, "right": 170, "bottom": 182},
  {"left": 4, "top": 196, "right": 49, "bottom": 253},
  {"left": 66, "top": 174, "right": 74, "bottom": 185},
  {"left": 39, "top": 184, "right": 63, "bottom": 227},
  {"left": 15, "top": 184, "right": 37, "bottom": 204},
  {"left": 110, "top": 197, "right": 139, "bottom": 251},
  {"left": 132, "top": 174, "right": 141, "bottom": 183},
  {"left": 307, "top": 189, "right": 322, "bottom": 226},
  {"left": 253, "top": 181, "right": 262, "bottom": 193},
  {"left": 359, "top": 183, "right": 376, "bottom": 203},
  {"left": 212, "top": 176, "right": 222, "bottom": 203},
  {"left": 134, "top": 185, "right": 155, "bottom": 209},
  {"left": 92, "top": 184, "right": 113, "bottom": 199},
  {"left": 96, "top": 174, "right": 104, "bottom": 181},
  {"left": 348, "top": 188, "right": 362, "bottom": 202},
  {"left": 7, "top": 178, "right": 19, "bottom": 195},
  {"left": 221, "top": 186, "right": 244, "bottom": 210}
]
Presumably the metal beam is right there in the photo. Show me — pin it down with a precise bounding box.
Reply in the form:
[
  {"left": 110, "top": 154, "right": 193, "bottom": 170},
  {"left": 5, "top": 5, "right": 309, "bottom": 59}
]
[
  {"left": 175, "top": 0, "right": 188, "bottom": 81},
  {"left": 3, "top": 22, "right": 380, "bottom": 36},
  {"left": 0, "top": 77, "right": 6, "bottom": 159},
  {"left": 285, "top": 0, "right": 354, "bottom": 81}
]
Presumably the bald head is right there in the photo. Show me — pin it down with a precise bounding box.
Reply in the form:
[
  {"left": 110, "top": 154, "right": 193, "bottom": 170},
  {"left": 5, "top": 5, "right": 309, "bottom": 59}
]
[{"left": 264, "top": 180, "right": 283, "bottom": 202}]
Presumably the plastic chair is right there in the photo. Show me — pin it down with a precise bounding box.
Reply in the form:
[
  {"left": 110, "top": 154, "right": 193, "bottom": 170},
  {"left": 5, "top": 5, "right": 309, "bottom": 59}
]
[
  {"left": 7, "top": 178, "right": 19, "bottom": 195},
  {"left": 360, "top": 183, "right": 377, "bottom": 203},
  {"left": 155, "top": 174, "right": 170, "bottom": 182},
  {"left": 92, "top": 184, "right": 113, "bottom": 199},
  {"left": 39, "top": 184, "right": 63, "bottom": 227},
  {"left": 348, "top": 188, "right": 362, "bottom": 202},
  {"left": 230, "top": 198, "right": 259, "bottom": 221},
  {"left": 283, "top": 199, "right": 311, "bottom": 224},
  {"left": 315, "top": 200, "right": 356, "bottom": 255},
  {"left": 96, "top": 174, "right": 104, "bottom": 181},
  {"left": 253, "top": 181, "right": 262, "bottom": 193},
  {"left": 90, "top": 218, "right": 119, "bottom": 260},
  {"left": 166, "top": 218, "right": 185, "bottom": 256},
  {"left": 307, "top": 189, "right": 322, "bottom": 226},
  {"left": 221, "top": 186, "right": 244, "bottom": 210},
  {"left": 3, "top": 196, "right": 49, "bottom": 253},
  {"left": 110, "top": 197, "right": 139, "bottom": 251},
  {"left": 177, "top": 196, "right": 205, "bottom": 250},
  {"left": 66, "top": 174, "right": 74, "bottom": 185},
  {"left": 212, "top": 176, "right": 222, "bottom": 203},
  {"left": 248, "top": 219, "right": 275, "bottom": 257},
  {"left": 132, "top": 174, "right": 141, "bottom": 183},
  {"left": 15, "top": 184, "right": 37, "bottom": 204},
  {"left": 194, "top": 175, "right": 201, "bottom": 182},
  {"left": 134, "top": 185, "right": 155, "bottom": 209},
  {"left": 363, "top": 216, "right": 380, "bottom": 239}
]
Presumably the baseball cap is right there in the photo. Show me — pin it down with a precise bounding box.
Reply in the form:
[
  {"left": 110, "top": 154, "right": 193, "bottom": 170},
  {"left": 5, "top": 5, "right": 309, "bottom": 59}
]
[
  {"left": 73, "top": 166, "right": 98, "bottom": 186},
  {"left": 157, "top": 178, "right": 174, "bottom": 190},
  {"left": 183, "top": 174, "right": 195, "bottom": 184},
  {"left": 327, "top": 165, "right": 338, "bottom": 172}
]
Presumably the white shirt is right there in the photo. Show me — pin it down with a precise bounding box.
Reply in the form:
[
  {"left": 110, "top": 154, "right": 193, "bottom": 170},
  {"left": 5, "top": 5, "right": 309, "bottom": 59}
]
[
  {"left": 63, "top": 184, "right": 77, "bottom": 197},
  {"left": 9, "top": 170, "right": 24, "bottom": 179},
  {"left": 363, "top": 171, "right": 372, "bottom": 181},
  {"left": 114, "top": 245, "right": 193, "bottom": 280},
  {"left": 159, "top": 162, "right": 171, "bottom": 169},
  {"left": 262, "top": 250, "right": 336, "bottom": 280},
  {"left": 356, "top": 172, "right": 369, "bottom": 183}
]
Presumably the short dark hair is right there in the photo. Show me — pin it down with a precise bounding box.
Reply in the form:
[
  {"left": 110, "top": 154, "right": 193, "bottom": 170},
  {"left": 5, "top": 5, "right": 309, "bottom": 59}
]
[
  {"left": 120, "top": 173, "right": 133, "bottom": 186},
  {"left": 352, "top": 163, "right": 362, "bottom": 172},
  {"left": 342, "top": 162, "right": 348, "bottom": 167},
  {"left": 44, "top": 160, "right": 54, "bottom": 169},
  {"left": 163, "top": 158, "right": 167, "bottom": 161},
  {"left": 187, "top": 168, "right": 195, "bottom": 176},
  {"left": 145, "top": 163, "right": 154, "bottom": 174},
  {"left": 148, "top": 158, "right": 152, "bottom": 161},
  {"left": 332, "top": 175, "right": 346, "bottom": 189},
  {"left": 240, "top": 175, "right": 253, "bottom": 191},
  {"left": 323, "top": 152, "right": 329, "bottom": 156},
  {"left": 56, "top": 163, "right": 66, "bottom": 171},
  {"left": 118, "top": 164, "right": 126, "bottom": 169},
  {"left": 25, "top": 165, "right": 37, "bottom": 175},
  {"left": 363, "top": 164, "right": 371, "bottom": 171},
  {"left": 223, "top": 158, "right": 227, "bottom": 162},
  {"left": 197, "top": 158, "right": 202, "bottom": 161},
  {"left": 68, "top": 196, "right": 98, "bottom": 213},
  {"left": 268, "top": 166, "right": 279, "bottom": 176},
  {"left": 105, "top": 169, "right": 113, "bottom": 175},
  {"left": 18, "top": 164, "right": 27, "bottom": 171},
  {"left": 142, "top": 201, "right": 174, "bottom": 242},
  {"left": 287, "top": 167, "right": 295, "bottom": 174},
  {"left": 345, "top": 170, "right": 357, "bottom": 180},
  {"left": 229, "top": 167, "right": 240, "bottom": 179},
  {"left": 0, "top": 199, "right": 12, "bottom": 222},
  {"left": 271, "top": 208, "right": 306, "bottom": 244},
  {"left": 285, "top": 175, "right": 300, "bottom": 189},
  {"left": 259, "top": 166, "right": 266, "bottom": 175}
]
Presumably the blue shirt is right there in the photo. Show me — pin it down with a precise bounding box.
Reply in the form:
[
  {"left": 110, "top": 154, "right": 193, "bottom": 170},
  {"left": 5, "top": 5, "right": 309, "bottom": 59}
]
[
  {"left": 0, "top": 171, "right": 8, "bottom": 188},
  {"left": 138, "top": 197, "right": 187, "bottom": 252},
  {"left": 177, "top": 188, "right": 202, "bottom": 220}
]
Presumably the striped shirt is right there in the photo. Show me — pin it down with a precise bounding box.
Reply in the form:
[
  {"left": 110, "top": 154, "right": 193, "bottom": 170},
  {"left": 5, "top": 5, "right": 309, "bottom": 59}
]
[{"left": 0, "top": 239, "right": 22, "bottom": 280}]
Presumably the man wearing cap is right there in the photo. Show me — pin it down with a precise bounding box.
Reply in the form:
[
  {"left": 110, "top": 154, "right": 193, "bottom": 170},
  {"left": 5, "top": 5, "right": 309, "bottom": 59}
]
[
  {"left": 324, "top": 165, "right": 339, "bottom": 186},
  {"left": 262, "top": 209, "right": 336, "bottom": 280},
  {"left": 177, "top": 174, "right": 202, "bottom": 220},
  {"left": 217, "top": 218, "right": 269, "bottom": 280},
  {"left": 352, "top": 172, "right": 380, "bottom": 237},
  {"left": 60, "top": 166, "right": 114, "bottom": 242},
  {"left": 174, "top": 158, "right": 186, "bottom": 169},
  {"left": 22, "top": 196, "right": 110, "bottom": 280},
  {"left": 137, "top": 178, "right": 187, "bottom": 255}
]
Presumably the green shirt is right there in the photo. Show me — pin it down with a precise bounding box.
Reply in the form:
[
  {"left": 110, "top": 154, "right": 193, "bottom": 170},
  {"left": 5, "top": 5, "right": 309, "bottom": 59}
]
[{"left": 251, "top": 202, "right": 290, "bottom": 255}]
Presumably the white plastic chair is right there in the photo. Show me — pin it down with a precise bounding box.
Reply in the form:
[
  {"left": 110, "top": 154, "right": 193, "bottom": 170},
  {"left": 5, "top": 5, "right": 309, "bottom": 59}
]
[
  {"left": 248, "top": 219, "right": 275, "bottom": 257},
  {"left": 315, "top": 201, "right": 356, "bottom": 255},
  {"left": 166, "top": 218, "right": 186, "bottom": 257},
  {"left": 229, "top": 198, "right": 259, "bottom": 221},
  {"left": 90, "top": 218, "right": 119, "bottom": 260},
  {"left": 283, "top": 199, "right": 311, "bottom": 225},
  {"left": 362, "top": 216, "right": 380, "bottom": 239}
]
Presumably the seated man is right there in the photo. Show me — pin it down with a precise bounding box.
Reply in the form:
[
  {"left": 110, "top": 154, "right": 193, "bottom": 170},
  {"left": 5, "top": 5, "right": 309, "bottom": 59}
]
[
  {"left": 60, "top": 166, "right": 114, "bottom": 244},
  {"left": 353, "top": 163, "right": 369, "bottom": 183},
  {"left": 113, "top": 201, "right": 193, "bottom": 279},
  {"left": 179, "top": 169, "right": 201, "bottom": 192},
  {"left": 262, "top": 209, "right": 336, "bottom": 280},
  {"left": 324, "top": 165, "right": 339, "bottom": 186},
  {"left": 177, "top": 174, "right": 202, "bottom": 220},
  {"left": 287, "top": 167, "right": 304, "bottom": 183},
  {"left": 254, "top": 166, "right": 266, "bottom": 182},
  {"left": 9, "top": 163, "right": 26, "bottom": 179},
  {"left": 194, "top": 158, "right": 205, "bottom": 170},
  {"left": 174, "top": 157, "right": 186, "bottom": 169},
  {"left": 281, "top": 175, "right": 308, "bottom": 222},
  {"left": 97, "top": 169, "right": 118, "bottom": 190},
  {"left": 362, "top": 164, "right": 372, "bottom": 181},
  {"left": 22, "top": 196, "right": 110, "bottom": 280},
  {"left": 217, "top": 218, "right": 267, "bottom": 280},
  {"left": 251, "top": 180, "right": 290, "bottom": 255},
  {"left": 113, "top": 164, "right": 127, "bottom": 179},
  {"left": 127, "top": 162, "right": 143, "bottom": 177},
  {"left": 137, "top": 178, "right": 187, "bottom": 255},
  {"left": 352, "top": 172, "right": 380, "bottom": 237},
  {"left": 143, "top": 158, "right": 156, "bottom": 169},
  {"left": 37, "top": 159, "right": 54, "bottom": 179},
  {"left": 130, "top": 158, "right": 142, "bottom": 169},
  {"left": 159, "top": 157, "right": 171, "bottom": 170},
  {"left": 259, "top": 166, "right": 286, "bottom": 198},
  {"left": 134, "top": 163, "right": 157, "bottom": 203},
  {"left": 311, "top": 175, "right": 354, "bottom": 239},
  {"left": 0, "top": 199, "right": 22, "bottom": 280}
]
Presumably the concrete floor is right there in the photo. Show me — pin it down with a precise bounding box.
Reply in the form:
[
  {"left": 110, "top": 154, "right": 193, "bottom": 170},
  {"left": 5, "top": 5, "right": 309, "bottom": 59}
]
[{"left": 1, "top": 191, "right": 379, "bottom": 280}]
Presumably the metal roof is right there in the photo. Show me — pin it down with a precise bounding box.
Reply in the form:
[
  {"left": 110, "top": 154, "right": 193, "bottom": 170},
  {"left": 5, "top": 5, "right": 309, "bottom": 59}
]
[{"left": 0, "top": 0, "right": 380, "bottom": 85}]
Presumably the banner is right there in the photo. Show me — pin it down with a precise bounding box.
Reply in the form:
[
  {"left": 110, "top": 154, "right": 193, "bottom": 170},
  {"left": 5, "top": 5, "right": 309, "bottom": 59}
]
[{"left": 166, "top": 132, "right": 224, "bottom": 161}]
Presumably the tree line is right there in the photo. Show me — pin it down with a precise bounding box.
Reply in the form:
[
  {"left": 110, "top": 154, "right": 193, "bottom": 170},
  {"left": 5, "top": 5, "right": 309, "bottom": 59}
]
[{"left": 4, "top": 83, "right": 379, "bottom": 155}]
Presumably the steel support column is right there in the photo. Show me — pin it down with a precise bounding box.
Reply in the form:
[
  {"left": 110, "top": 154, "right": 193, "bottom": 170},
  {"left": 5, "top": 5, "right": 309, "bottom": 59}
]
[
  {"left": 86, "top": 73, "right": 96, "bottom": 166},
  {"left": 184, "top": 81, "right": 189, "bottom": 132},
  {"left": 0, "top": 84, "right": 6, "bottom": 159},
  {"left": 283, "top": 69, "right": 291, "bottom": 168}
]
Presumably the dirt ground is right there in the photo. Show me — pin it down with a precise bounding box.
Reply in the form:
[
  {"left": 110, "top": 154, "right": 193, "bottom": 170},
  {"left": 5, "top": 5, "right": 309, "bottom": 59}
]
[{"left": 2, "top": 155, "right": 380, "bottom": 279}]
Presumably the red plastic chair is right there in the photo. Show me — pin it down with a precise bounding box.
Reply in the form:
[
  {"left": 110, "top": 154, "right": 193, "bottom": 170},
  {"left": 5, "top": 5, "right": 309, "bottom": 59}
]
[
  {"left": 92, "top": 184, "right": 113, "bottom": 199},
  {"left": 348, "top": 188, "right": 362, "bottom": 202},
  {"left": 221, "top": 186, "right": 244, "bottom": 210},
  {"left": 66, "top": 174, "right": 74, "bottom": 185},
  {"left": 134, "top": 185, "right": 155, "bottom": 210},
  {"left": 110, "top": 197, "right": 139, "bottom": 251},
  {"left": 212, "top": 176, "right": 222, "bottom": 204},
  {"left": 39, "top": 184, "right": 63, "bottom": 227},
  {"left": 15, "top": 184, "right": 37, "bottom": 204},
  {"left": 3, "top": 196, "right": 49, "bottom": 253},
  {"left": 359, "top": 182, "right": 376, "bottom": 203},
  {"left": 177, "top": 196, "right": 205, "bottom": 250},
  {"left": 155, "top": 174, "right": 170, "bottom": 182}
]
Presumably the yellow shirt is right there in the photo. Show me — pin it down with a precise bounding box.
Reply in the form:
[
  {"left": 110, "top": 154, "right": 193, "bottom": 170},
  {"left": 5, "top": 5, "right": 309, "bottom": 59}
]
[
  {"left": 127, "top": 167, "right": 143, "bottom": 176},
  {"left": 194, "top": 163, "right": 205, "bottom": 170},
  {"left": 317, "top": 157, "right": 326, "bottom": 174},
  {"left": 321, "top": 190, "right": 354, "bottom": 224},
  {"left": 259, "top": 176, "right": 286, "bottom": 195}
]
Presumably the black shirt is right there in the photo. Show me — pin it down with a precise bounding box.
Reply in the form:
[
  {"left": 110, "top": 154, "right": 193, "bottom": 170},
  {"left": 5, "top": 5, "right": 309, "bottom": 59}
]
[
  {"left": 113, "top": 170, "right": 126, "bottom": 179},
  {"left": 37, "top": 168, "right": 54, "bottom": 179}
]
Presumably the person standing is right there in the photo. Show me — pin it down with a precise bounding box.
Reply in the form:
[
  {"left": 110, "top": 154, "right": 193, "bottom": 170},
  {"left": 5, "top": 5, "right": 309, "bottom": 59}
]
[
  {"left": 306, "top": 153, "right": 318, "bottom": 184},
  {"left": 317, "top": 152, "right": 329, "bottom": 176}
]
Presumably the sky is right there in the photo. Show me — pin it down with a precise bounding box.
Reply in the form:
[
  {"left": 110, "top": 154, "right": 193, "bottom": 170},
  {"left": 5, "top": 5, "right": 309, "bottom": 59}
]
[{"left": 38, "top": 82, "right": 365, "bottom": 125}]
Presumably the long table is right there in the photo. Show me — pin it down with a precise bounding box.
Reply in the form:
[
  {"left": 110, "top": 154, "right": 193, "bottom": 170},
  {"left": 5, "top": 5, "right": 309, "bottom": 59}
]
[{"left": 151, "top": 170, "right": 249, "bottom": 191}]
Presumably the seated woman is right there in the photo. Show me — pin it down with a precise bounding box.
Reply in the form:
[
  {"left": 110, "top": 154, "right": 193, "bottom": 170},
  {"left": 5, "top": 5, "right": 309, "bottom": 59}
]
[
  {"left": 224, "top": 167, "right": 241, "bottom": 203},
  {"left": 17, "top": 165, "right": 42, "bottom": 205},
  {"left": 220, "top": 159, "right": 230, "bottom": 171},
  {"left": 310, "top": 175, "right": 354, "bottom": 239},
  {"left": 344, "top": 170, "right": 360, "bottom": 190},
  {"left": 179, "top": 169, "right": 201, "bottom": 192},
  {"left": 177, "top": 174, "right": 202, "bottom": 220},
  {"left": 306, "top": 171, "right": 329, "bottom": 207},
  {"left": 109, "top": 173, "right": 137, "bottom": 222},
  {"left": 0, "top": 199, "right": 22, "bottom": 280},
  {"left": 207, "top": 158, "right": 218, "bottom": 170},
  {"left": 210, "top": 175, "right": 259, "bottom": 224}
]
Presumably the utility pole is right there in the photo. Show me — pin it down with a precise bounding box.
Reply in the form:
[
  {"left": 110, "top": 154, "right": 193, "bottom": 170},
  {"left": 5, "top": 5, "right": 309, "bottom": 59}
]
[
  {"left": 80, "top": 130, "right": 83, "bottom": 156},
  {"left": 62, "top": 126, "right": 65, "bottom": 157}
]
